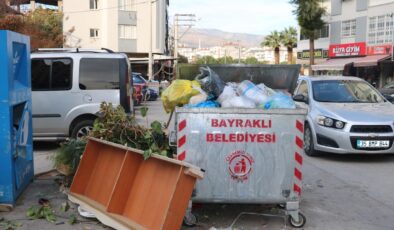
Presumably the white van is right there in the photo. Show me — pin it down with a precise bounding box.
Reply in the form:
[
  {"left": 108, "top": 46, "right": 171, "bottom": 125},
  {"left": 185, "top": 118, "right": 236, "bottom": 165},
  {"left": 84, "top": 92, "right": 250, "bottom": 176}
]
[{"left": 31, "top": 49, "right": 132, "bottom": 141}]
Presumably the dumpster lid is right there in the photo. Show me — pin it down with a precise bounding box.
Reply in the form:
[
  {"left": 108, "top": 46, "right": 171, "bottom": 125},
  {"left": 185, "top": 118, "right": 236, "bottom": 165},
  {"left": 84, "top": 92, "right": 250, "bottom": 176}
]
[{"left": 176, "top": 64, "right": 301, "bottom": 93}]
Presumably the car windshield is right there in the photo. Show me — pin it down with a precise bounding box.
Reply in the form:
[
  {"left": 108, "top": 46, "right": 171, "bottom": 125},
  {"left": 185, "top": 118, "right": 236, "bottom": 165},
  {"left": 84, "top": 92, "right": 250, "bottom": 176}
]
[
  {"left": 132, "top": 74, "right": 145, "bottom": 84},
  {"left": 312, "top": 80, "right": 385, "bottom": 103}
]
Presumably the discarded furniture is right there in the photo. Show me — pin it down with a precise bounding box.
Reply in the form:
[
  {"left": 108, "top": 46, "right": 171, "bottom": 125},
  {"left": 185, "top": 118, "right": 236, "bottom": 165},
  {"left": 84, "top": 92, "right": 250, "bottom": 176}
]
[{"left": 69, "top": 137, "right": 204, "bottom": 230}]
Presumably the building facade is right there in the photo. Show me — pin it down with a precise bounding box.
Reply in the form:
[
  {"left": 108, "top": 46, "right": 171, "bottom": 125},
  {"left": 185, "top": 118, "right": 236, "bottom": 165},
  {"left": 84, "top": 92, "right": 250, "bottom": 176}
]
[
  {"left": 63, "top": 0, "right": 169, "bottom": 55},
  {"left": 298, "top": 0, "right": 394, "bottom": 86}
]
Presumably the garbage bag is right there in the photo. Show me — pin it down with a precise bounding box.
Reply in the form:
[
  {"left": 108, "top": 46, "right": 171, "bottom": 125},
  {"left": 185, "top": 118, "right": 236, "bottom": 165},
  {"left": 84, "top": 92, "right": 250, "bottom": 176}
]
[
  {"left": 237, "top": 80, "right": 270, "bottom": 106},
  {"left": 264, "top": 92, "right": 296, "bottom": 109},
  {"left": 185, "top": 100, "right": 220, "bottom": 108},
  {"left": 217, "top": 85, "right": 237, "bottom": 104},
  {"left": 257, "top": 83, "right": 276, "bottom": 97},
  {"left": 161, "top": 80, "right": 201, "bottom": 113},
  {"left": 195, "top": 67, "right": 225, "bottom": 98},
  {"left": 189, "top": 93, "right": 208, "bottom": 105},
  {"left": 221, "top": 96, "right": 256, "bottom": 108}
]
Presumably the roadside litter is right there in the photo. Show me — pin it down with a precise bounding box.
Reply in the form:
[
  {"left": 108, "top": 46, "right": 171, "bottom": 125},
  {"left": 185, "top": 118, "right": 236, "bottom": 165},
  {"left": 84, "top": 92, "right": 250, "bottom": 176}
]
[
  {"left": 161, "top": 67, "right": 296, "bottom": 112},
  {"left": 68, "top": 138, "right": 204, "bottom": 230}
]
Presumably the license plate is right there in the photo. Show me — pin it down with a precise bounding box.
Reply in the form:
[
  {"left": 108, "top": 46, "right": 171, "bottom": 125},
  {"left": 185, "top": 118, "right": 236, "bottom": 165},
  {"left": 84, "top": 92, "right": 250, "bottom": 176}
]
[{"left": 357, "top": 140, "right": 390, "bottom": 148}]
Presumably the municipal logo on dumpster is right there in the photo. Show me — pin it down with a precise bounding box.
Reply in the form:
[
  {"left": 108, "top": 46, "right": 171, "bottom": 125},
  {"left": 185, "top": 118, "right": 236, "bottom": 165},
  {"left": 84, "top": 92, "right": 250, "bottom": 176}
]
[{"left": 226, "top": 150, "right": 254, "bottom": 182}]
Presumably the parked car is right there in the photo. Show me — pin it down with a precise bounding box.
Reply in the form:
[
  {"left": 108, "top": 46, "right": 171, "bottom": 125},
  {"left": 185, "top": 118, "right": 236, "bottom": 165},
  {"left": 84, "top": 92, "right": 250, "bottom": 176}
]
[
  {"left": 31, "top": 49, "right": 132, "bottom": 141},
  {"left": 293, "top": 76, "right": 394, "bottom": 156},
  {"left": 131, "top": 72, "right": 159, "bottom": 103},
  {"left": 379, "top": 81, "right": 394, "bottom": 103}
]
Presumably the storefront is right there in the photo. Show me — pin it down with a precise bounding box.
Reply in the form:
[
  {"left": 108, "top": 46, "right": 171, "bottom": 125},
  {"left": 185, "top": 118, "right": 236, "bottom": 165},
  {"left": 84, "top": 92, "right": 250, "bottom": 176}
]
[
  {"left": 312, "top": 42, "right": 391, "bottom": 87},
  {"left": 297, "top": 49, "right": 329, "bottom": 75}
]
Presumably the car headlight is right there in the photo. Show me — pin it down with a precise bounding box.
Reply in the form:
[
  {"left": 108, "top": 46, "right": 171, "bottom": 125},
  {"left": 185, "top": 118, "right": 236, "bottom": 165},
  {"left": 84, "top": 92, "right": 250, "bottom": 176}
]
[
  {"left": 317, "top": 116, "right": 345, "bottom": 129},
  {"left": 335, "top": 121, "right": 344, "bottom": 129}
]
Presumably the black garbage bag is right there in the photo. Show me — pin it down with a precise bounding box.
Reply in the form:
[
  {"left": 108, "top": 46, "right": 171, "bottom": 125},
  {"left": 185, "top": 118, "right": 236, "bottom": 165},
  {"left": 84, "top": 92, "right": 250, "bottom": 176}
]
[{"left": 195, "top": 67, "right": 225, "bottom": 98}]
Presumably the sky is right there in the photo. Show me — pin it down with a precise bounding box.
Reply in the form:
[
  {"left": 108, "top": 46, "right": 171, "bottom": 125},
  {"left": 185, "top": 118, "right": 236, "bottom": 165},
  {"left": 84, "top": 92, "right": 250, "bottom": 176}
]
[{"left": 168, "top": 0, "right": 298, "bottom": 36}]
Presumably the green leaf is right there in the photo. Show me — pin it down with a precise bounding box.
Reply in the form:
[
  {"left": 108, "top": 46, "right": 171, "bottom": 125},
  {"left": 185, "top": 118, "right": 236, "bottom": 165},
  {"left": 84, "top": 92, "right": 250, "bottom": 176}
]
[
  {"left": 140, "top": 107, "right": 149, "bottom": 117},
  {"left": 151, "top": 121, "right": 163, "bottom": 134},
  {"left": 26, "top": 207, "right": 38, "bottom": 219},
  {"left": 45, "top": 213, "right": 56, "bottom": 223},
  {"left": 68, "top": 214, "right": 77, "bottom": 225},
  {"left": 160, "top": 150, "right": 168, "bottom": 156},
  {"left": 143, "top": 149, "right": 152, "bottom": 160}
]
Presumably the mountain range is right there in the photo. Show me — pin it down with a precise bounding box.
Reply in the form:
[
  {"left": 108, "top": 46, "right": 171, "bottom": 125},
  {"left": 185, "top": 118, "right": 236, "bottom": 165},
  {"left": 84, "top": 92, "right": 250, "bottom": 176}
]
[{"left": 177, "top": 28, "right": 265, "bottom": 48}]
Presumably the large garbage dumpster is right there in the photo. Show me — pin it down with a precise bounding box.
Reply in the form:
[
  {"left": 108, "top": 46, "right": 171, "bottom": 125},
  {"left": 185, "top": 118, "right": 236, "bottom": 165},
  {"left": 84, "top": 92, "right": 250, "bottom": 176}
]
[
  {"left": 174, "top": 64, "right": 307, "bottom": 227},
  {"left": 0, "top": 30, "right": 34, "bottom": 207}
]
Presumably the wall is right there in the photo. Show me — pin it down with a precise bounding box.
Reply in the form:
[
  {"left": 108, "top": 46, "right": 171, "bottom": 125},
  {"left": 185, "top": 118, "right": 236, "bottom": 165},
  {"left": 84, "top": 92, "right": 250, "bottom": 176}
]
[
  {"left": 63, "top": 0, "right": 103, "bottom": 49},
  {"left": 63, "top": 0, "right": 167, "bottom": 54}
]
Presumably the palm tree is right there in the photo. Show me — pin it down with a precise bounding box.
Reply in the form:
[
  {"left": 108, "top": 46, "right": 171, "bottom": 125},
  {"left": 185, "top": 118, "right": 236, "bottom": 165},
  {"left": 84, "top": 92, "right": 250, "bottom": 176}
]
[
  {"left": 281, "top": 27, "right": 298, "bottom": 64},
  {"left": 262, "top": 31, "right": 281, "bottom": 64},
  {"left": 290, "top": 0, "right": 326, "bottom": 72}
]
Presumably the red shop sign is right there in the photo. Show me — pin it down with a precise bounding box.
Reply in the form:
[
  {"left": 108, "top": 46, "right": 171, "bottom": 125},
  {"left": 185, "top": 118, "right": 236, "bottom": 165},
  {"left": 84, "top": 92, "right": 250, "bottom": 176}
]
[
  {"left": 329, "top": 42, "right": 366, "bottom": 58},
  {"left": 367, "top": 45, "right": 392, "bottom": 55}
]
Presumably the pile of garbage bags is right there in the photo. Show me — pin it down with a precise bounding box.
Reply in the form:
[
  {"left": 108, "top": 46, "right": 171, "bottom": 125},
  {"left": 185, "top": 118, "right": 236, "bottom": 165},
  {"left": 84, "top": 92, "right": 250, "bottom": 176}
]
[{"left": 161, "top": 67, "right": 296, "bottom": 112}]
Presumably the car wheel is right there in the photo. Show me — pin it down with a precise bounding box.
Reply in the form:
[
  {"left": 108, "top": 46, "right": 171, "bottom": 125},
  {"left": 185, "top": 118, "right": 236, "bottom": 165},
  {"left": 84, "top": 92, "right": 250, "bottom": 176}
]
[
  {"left": 304, "top": 124, "right": 318, "bottom": 156},
  {"left": 71, "top": 119, "right": 94, "bottom": 139}
]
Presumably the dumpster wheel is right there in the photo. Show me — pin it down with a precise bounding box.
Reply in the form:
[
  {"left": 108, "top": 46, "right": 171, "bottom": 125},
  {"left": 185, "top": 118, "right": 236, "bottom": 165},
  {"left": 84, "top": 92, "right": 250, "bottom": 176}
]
[
  {"left": 288, "top": 212, "right": 306, "bottom": 228},
  {"left": 183, "top": 212, "right": 197, "bottom": 227}
]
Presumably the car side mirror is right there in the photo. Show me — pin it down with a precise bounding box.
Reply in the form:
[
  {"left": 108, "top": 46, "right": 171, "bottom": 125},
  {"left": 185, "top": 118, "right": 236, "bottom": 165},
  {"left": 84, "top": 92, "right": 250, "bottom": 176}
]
[{"left": 293, "top": 94, "right": 308, "bottom": 104}]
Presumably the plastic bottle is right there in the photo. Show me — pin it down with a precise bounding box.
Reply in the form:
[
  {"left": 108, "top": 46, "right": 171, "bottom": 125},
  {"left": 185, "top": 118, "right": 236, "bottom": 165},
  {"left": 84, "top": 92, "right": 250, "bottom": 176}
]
[
  {"left": 237, "top": 80, "right": 270, "bottom": 106},
  {"left": 264, "top": 92, "right": 296, "bottom": 109}
]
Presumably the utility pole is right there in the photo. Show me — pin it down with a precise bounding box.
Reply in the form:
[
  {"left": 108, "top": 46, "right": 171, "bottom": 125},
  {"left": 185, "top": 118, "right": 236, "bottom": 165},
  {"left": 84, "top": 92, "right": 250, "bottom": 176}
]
[
  {"left": 148, "top": 0, "right": 153, "bottom": 80},
  {"left": 173, "top": 14, "right": 196, "bottom": 65}
]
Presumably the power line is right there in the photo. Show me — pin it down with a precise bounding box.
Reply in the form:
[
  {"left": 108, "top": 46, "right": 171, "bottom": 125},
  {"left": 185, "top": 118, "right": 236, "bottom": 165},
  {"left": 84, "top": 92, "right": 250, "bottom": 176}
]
[{"left": 63, "top": 0, "right": 158, "bottom": 14}]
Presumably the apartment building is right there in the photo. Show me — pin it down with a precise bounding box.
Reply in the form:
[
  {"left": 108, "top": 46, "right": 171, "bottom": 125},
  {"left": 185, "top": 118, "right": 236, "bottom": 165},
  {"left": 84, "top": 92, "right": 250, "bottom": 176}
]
[
  {"left": 298, "top": 0, "right": 394, "bottom": 86},
  {"left": 63, "top": 0, "right": 169, "bottom": 55}
]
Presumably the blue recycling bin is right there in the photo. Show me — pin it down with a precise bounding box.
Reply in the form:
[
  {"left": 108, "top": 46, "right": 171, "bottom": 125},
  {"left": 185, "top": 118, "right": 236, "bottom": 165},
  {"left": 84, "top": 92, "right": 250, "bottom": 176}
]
[{"left": 0, "top": 30, "right": 34, "bottom": 206}]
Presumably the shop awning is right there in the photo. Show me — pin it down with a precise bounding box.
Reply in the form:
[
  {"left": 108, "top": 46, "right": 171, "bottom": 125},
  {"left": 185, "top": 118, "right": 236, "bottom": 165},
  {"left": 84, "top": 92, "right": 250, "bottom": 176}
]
[{"left": 312, "top": 55, "right": 390, "bottom": 71}]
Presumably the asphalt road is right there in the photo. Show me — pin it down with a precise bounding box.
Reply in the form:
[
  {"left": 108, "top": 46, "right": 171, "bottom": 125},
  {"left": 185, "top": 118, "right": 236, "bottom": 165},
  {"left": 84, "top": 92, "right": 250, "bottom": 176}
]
[{"left": 29, "top": 100, "right": 394, "bottom": 229}]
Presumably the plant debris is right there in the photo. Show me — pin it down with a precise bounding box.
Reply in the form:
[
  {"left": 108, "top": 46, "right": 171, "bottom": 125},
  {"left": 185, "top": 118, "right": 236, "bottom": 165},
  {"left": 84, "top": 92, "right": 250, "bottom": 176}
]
[
  {"left": 91, "top": 102, "right": 174, "bottom": 159},
  {"left": 0, "top": 218, "right": 22, "bottom": 230}
]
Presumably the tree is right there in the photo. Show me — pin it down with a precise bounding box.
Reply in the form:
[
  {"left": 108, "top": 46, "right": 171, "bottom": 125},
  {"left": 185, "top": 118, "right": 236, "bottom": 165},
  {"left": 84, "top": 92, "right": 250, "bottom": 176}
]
[
  {"left": 0, "top": 9, "right": 63, "bottom": 49},
  {"left": 281, "top": 27, "right": 297, "bottom": 64},
  {"left": 195, "top": 55, "right": 218, "bottom": 64},
  {"left": 290, "top": 0, "right": 326, "bottom": 72},
  {"left": 217, "top": 56, "right": 234, "bottom": 64},
  {"left": 243, "top": 57, "right": 260, "bottom": 64},
  {"left": 262, "top": 31, "right": 282, "bottom": 64},
  {"left": 177, "top": 54, "right": 188, "bottom": 63}
]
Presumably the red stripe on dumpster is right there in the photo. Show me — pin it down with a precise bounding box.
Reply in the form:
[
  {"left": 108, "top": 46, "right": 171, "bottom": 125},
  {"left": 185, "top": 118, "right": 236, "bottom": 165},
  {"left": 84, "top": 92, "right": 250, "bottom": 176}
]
[
  {"left": 178, "top": 135, "right": 186, "bottom": 148},
  {"left": 295, "top": 152, "right": 303, "bottom": 165},
  {"left": 294, "top": 168, "right": 302, "bottom": 180},
  {"left": 178, "top": 151, "right": 186, "bottom": 161},
  {"left": 296, "top": 136, "right": 303, "bottom": 149},
  {"left": 294, "top": 184, "right": 301, "bottom": 196},
  {"left": 296, "top": 120, "right": 304, "bottom": 133},
  {"left": 179, "top": 120, "right": 186, "bottom": 132}
]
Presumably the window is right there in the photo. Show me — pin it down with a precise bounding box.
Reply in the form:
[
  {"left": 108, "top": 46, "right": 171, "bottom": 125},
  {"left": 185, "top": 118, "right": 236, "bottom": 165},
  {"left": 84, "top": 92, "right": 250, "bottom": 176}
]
[
  {"left": 119, "top": 0, "right": 135, "bottom": 11},
  {"left": 341, "top": 20, "right": 356, "bottom": 37},
  {"left": 90, "top": 29, "right": 99, "bottom": 38},
  {"left": 300, "top": 24, "right": 329, "bottom": 40},
  {"left": 79, "top": 58, "right": 121, "bottom": 90},
  {"left": 296, "top": 80, "right": 309, "bottom": 98},
  {"left": 119, "top": 25, "right": 136, "bottom": 39},
  {"left": 368, "top": 14, "right": 394, "bottom": 45},
  {"left": 90, "top": 0, "right": 98, "bottom": 9},
  {"left": 32, "top": 58, "right": 72, "bottom": 91}
]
